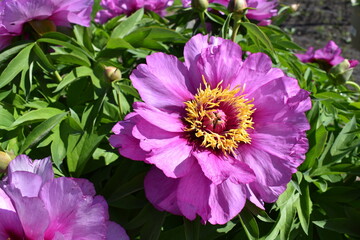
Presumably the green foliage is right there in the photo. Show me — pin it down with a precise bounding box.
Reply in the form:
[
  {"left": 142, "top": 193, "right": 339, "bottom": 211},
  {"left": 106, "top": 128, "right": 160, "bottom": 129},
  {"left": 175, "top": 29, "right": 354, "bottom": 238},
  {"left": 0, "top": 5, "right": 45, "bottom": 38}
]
[{"left": 0, "top": 1, "right": 359, "bottom": 239}]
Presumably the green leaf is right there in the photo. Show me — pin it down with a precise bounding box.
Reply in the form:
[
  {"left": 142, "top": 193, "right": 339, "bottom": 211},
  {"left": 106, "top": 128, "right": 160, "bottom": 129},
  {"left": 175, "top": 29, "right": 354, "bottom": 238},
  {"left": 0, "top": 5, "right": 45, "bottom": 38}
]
[
  {"left": 0, "top": 43, "right": 34, "bottom": 89},
  {"left": 51, "top": 126, "right": 67, "bottom": 168},
  {"left": 32, "top": 43, "right": 56, "bottom": 71},
  {"left": 11, "top": 108, "right": 64, "bottom": 127},
  {"left": 54, "top": 66, "right": 94, "bottom": 92},
  {"left": 296, "top": 182, "right": 312, "bottom": 235},
  {"left": 241, "top": 22, "right": 275, "bottom": 55},
  {"left": 0, "top": 108, "right": 15, "bottom": 129},
  {"left": 111, "top": 8, "right": 144, "bottom": 38},
  {"left": 0, "top": 43, "right": 32, "bottom": 66},
  {"left": 330, "top": 116, "right": 357, "bottom": 160},
  {"left": 106, "top": 38, "right": 134, "bottom": 49},
  {"left": 19, "top": 112, "right": 67, "bottom": 153},
  {"left": 239, "top": 207, "right": 259, "bottom": 240},
  {"left": 184, "top": 217, "right": 200, "bottom": 240},
  {"left": 313, "top": 218, "right": 360, "bottom": 237},
  {"left": 50, "top": 53, "right": 91, "bottom": 67}
]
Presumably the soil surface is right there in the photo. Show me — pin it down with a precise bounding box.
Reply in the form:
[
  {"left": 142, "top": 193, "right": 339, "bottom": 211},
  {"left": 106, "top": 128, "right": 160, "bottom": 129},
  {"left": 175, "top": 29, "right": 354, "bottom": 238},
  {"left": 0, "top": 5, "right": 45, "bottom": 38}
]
[{"left": 280, "top": 0, "right": 360, "bottom": 83}]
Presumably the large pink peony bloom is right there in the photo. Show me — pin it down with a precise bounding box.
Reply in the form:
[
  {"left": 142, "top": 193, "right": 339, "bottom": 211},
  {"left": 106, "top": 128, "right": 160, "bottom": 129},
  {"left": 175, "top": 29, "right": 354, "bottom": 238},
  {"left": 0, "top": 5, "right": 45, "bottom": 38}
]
[
  {"left": 110, "top": 34, "right": 311, "bottom": 224},
  {"left": 295, "top": 40, "right": 359, "bottom": 70},
  {"left": 0, "top": 155, "right": 129, "bottom": 240},
  {"left": 0, "top": 0, "right": 93, "bottom": 50},
  {"left": 182, "top": 0, "right": 278, "bottom": 26},
  {"left": 95, "top": 0, "right": 174, "bottom": 24}
]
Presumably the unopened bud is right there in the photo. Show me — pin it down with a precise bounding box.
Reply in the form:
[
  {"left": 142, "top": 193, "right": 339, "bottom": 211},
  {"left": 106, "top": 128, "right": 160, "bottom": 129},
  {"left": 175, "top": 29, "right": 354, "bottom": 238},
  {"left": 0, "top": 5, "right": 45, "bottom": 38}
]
[
  {"left": 329, "top": 59, "right": 353, "bottom": 85},
  {"left": 228, "top": 0, "right": 247, "bottom": 14},
  {"left": 0, "top": 151, "right": 12, "bottom": 173},
  {"left": 104, "top": 66, "right": 122, "bottom": 82},
  {"left": 191, "top": 0, "right": 209, "bottom": 12}
]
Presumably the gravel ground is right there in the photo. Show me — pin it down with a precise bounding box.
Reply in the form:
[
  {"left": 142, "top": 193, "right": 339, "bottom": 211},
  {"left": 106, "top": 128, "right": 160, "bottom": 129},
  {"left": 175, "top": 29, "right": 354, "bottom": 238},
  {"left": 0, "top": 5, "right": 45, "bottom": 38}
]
[{"left": 279, "top": 0, "right": 360, "bottom": 83}]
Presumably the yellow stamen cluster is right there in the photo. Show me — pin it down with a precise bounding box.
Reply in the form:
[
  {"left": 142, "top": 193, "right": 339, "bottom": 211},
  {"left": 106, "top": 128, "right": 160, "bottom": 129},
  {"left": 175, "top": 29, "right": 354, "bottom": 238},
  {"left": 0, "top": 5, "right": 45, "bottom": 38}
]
[{"left": 184, "top": 78, "right": 254, "bottom": 155}]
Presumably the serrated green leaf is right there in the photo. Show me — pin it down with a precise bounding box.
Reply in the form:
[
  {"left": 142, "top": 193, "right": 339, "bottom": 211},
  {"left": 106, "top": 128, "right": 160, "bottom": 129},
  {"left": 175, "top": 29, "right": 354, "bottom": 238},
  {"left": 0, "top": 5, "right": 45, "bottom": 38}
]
[
  {"left": 0, "top": 43, "right": 34, "bottom": 89},
  {"left": 19, "top": 112, "right": 67, "bottom": 153}
]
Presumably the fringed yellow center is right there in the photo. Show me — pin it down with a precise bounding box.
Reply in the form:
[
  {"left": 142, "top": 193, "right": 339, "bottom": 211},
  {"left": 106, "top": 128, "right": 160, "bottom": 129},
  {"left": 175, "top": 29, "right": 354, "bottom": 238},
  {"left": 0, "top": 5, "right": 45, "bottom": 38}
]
[{"left": 184, "top": 77, "right": 255, "bottom": 155}]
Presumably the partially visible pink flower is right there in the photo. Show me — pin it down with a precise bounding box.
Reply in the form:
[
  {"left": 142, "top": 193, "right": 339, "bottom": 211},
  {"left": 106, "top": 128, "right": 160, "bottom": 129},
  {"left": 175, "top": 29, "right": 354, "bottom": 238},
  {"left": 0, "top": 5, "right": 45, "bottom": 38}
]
[
  {"left": 110, "top": 34, "right": 311, "bottom": 224},
  {"left": 182, "top": 0, "right": 278, "bottom": 25},
  {"left": 0, "top": 155, "right": 129, "bottom": 240},
  {"left": 295, "top": 40, "right": 359, "bottom": 70},
  {"left": 0, "top": 0, "right": 93, "bottom": 50},
  {"left": 95, "top": 0, "right": 174, "bottom": 24}
]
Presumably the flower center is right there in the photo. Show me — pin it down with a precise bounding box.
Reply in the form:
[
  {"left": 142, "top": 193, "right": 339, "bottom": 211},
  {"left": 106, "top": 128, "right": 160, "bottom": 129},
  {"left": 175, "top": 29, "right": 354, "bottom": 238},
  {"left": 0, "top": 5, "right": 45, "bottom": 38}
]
[{"left": 183, "top": 77, "right": 255, "bottom": 155}]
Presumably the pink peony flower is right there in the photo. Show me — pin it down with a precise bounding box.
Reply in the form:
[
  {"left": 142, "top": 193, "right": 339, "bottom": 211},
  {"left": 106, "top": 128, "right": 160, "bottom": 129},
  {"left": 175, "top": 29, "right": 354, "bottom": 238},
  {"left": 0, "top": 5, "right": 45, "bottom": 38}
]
[
  {"left": 95, "top": 0, "right": 174, "bottom": 24},
  {"left": 0, "top": 155, "right": 129, "bottom": 240},
  {"left": 110, "top": 34, "right": 311, "bottom": 224},
  {"left": 295, "top": 40, "right": 359, "bottom": 70},
  {"left": 182, "top": 0, "right": 278, "bottom": 26},
  {"left": 0, "top": 0, "right": 93, "bottom": 50}
]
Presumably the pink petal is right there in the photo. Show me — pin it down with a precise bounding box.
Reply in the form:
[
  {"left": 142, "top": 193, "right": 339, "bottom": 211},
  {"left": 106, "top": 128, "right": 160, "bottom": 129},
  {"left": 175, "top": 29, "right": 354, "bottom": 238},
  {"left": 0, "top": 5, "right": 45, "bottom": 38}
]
[
  {"left": 196, "top": 39, "right": 244, "bottom": 89},
  {"left": 193, "top": 151, "right": 256, "bottom": 185},
  {"left": 184, "top": 34, "right": 225, "bottom": 91},
  {"left": 133, "top": 102, "right": 184, "bottom": 132},
  {"left": 144, "top": 167, "right": 181, "bottom": 215},
  {"left": 239, "top": 53, "right": 284, "bottom": 95},
  {"left": 131, "top": 52, "right": 193, "bottom": 111},
  {"left": 176, "top": 163, "right": 211, "bottom": 221},
  {"left": 8, "top": 171, "right": 43, "bottom": 197},
  {"left": 208, "top": 179, "right": 247, "bottom": 225},
  {"left": 106, "top": 221, "right": 129, "bottom": 240},
  {"left": 41, "top": 178, "right": 107, "bottom": 239}
]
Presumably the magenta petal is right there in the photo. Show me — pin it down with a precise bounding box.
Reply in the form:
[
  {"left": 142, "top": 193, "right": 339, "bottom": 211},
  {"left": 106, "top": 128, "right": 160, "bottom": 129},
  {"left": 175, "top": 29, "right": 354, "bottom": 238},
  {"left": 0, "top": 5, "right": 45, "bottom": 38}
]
[
  {"left": 8, "top": 155, "right": 54, "bottom": 184},
  {"left": 145, "top": 137, "right": 194, "bottom": 178},
  {"left": 176, "top": 163, "right": 211, "bottom": 221},
  {"left": 131, "top": 52, "right": 193, "bottom": 111},
  {"left": 2, "top": 185, "right": 50, "bottom": 239},
  {"left": 239, "top": 53, "right": 284, "bottom": 95},
  {"left": 208, "top": 179, "right": 247, "bottom": 225},
  {"left": 196, "top": 38, "right": 244, "bottom": 88},
  {"left": 144, "top": 167, "right": 181, "bottom": 215},
  {"left": 9, "top": 172, "right": 42, "bottom": 197},
  {"left": 107, "top": 221, "right": 130, "bottom": 240},
  {"left": 350, "top": 59, "right": 359, "bottom": 68},
  {"left": 184, "top": 34, "right": 225, "bottom": 91},
  {"left": 193, "top": 151, "right": 256, "bottom": 185},
  {"left": 133, "top": 102, "right": 184, "bottom": 132},
  {"left": 41, "top": 178, "right": 107, "bottom": 239},
  {"left": 109, "top": 115, "right": 148, "bottom": 161}
]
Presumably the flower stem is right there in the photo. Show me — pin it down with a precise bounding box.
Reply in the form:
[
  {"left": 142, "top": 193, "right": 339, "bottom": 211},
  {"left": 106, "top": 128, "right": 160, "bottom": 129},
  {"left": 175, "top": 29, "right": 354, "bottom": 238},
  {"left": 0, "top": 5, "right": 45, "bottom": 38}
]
[
  {"left": 54, "top": 70, "right": 62, "bottom": 82},
  {"left": 199, "top": 11, "right": 208, "bottom": 34},
  {"left": 231, "top": 15, "right": 242, "bottom": 42},
  {"left": 345, "top": 81, "right": 360, "bottom": 92}
]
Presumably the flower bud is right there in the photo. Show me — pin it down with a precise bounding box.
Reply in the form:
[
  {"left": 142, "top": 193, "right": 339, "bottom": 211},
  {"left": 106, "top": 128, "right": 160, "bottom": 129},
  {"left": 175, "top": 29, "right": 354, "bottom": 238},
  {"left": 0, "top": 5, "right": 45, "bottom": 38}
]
[
  {"left": 0, "top": 151, "right": 12, "bottom": 173},
  {"left": 228, "top": 0, "right": 247, "bottom": 14},
  {"left": 329, "top": 59, "right": 353, "bottom": 85},
  {"left": 104, "top": 66, "right": 122, "bottom": 82},
  {"left": 191, "top": 0, "right": 209, "bottom": 12}
]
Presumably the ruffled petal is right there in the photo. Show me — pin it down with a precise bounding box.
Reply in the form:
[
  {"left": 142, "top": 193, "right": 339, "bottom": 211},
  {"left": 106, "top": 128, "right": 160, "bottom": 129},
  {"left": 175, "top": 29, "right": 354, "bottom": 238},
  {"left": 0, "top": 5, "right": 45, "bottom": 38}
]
[
  {"left": 107, "top": 221, "right": 129, "bottom": 240},
  {"left": 176, "top": 163, "right": 211, "bottom": 221},
  {"left": 208, "top": 179, "right": 247, "bottom": 225},
  {"left": 184, "top": 34, "right": 225, "bottom": 91},
  {"left": 193, "top": 151, "right": 256, "bottom": 185},
  {"left": 109, "top": 114, "right": 148, "bottom": 161},
  {"left": 239, "top": 53, "right": 285, "bottom": 95},
  {"left": 196, "top": 38, "right": 244, "bottom": 89},
  {"left": 131, "top": 52, "right": 193, "bottom": 111},
  {"left": 8, "top": 171, "right": 43, "bottom": 197},
  {"left": 133, "top": 102, "right": 184, "bottom": 132},
  {"left": 144, "top": 167, "right": 181, "bottom": 215},
  {"left": 41, "top": 178, "right": 107, "bottom": 239}
]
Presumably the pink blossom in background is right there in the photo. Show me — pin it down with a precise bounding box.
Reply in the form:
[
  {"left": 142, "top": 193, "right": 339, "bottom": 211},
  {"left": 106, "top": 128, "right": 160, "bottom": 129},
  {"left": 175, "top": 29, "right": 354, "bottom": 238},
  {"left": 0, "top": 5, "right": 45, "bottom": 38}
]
[
  {"left": 95, "top": 0, "right": 174, "bottom": 24},
  {"left": 0, "top": 0, "right": 93, "bottom": 50},
  {"left": 295, "top": 40, "right": 359, "bottom": 70},
  {"left": 182, "top": 0, "right": 278, "bottom": 26},
  {"left": 110, "top": 34, "right": 311, "bottom": 224},
  {"left": 0, "top": 155, "right": 129, "bottom": 240}
]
